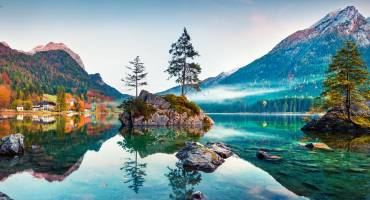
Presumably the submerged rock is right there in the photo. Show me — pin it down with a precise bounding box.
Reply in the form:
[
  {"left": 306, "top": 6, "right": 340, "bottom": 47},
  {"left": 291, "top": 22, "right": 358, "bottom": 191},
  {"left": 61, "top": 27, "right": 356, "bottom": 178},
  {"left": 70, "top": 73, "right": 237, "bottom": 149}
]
[
  {"left": 301, "top": 108, "right": 369, "bottom": 134},
  {"left": 304, "top": 142, "right": 333, "bottom": 151},
  {"left": 0, "top": 192, "right": 13, "bottom": 200},
  {"left": 0, "top": 134, "right": 24, "bottom": 156},
  {"left": 119, "top": 90, "right": 214, "bottom": 127},
  {"left": 256, "top": 150, "right": 282, "bottom": 162},
  {"left": 191, "top": 191, "right": 206, "bottom": 200},
  {"left": 176, "top": 142, "right": 233, "bottom": 172}
]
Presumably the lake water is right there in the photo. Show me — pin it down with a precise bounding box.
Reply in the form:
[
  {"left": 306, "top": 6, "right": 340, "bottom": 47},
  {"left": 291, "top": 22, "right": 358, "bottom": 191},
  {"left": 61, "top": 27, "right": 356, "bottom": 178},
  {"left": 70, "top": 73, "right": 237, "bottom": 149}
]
[{"left": 0, "top": 114, "right": 369, "bottom": 200}]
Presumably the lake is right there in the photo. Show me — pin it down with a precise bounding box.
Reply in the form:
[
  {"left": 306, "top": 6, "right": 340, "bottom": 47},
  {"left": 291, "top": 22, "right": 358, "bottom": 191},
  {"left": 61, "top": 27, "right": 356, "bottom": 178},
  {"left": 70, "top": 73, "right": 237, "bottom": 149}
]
[{"left": 0, "top": 114, "right": 369, "bottom": 200}]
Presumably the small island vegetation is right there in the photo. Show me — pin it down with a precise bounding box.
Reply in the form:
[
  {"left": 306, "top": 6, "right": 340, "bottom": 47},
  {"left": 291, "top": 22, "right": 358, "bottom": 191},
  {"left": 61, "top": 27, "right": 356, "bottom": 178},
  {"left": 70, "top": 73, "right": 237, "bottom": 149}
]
[{"left": 303, "top": 41, "right": 369, "bottom": 133}]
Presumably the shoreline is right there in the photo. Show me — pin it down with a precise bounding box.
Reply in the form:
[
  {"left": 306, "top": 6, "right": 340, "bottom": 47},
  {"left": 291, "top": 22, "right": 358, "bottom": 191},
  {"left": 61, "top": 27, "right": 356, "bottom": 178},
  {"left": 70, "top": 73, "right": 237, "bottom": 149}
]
[
  {"left": 0, "top": 110, "right": 78, "bottom": 116},
  {"left": 206, "top": 112, "right": 324, "bottom": 116}
]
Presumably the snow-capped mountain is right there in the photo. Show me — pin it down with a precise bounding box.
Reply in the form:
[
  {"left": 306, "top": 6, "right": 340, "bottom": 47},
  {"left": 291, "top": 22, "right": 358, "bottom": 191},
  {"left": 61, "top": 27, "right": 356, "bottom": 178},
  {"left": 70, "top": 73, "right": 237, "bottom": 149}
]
[
  {"left": 30, "top": 42, "right": 85, "bottom": 69},
  {"left": 273, "top": 6, "right": 369, "bottom": 52},
  {"left": 160, "top": 6, "right": 370, "bottom": 112}
]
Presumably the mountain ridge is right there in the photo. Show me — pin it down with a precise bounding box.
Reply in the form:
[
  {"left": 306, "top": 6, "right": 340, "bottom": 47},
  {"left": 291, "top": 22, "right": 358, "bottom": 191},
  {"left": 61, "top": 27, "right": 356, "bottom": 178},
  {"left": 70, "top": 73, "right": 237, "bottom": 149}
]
[
  {"left": 30, "top": 42, "right": 85, "bottom": 69},
  {"left": 0, "top": 42, "right": 127, "bottom": 99}
]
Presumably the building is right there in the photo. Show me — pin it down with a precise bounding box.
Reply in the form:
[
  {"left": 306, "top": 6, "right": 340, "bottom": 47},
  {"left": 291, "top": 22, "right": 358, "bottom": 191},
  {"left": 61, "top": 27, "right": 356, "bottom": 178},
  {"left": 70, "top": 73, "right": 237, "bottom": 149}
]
[
  {"left": 16, "top": 106, "right": 24, "bottom": 112},
  {"left": 33, "top": 101, "right": 56, "bottom": 111}
]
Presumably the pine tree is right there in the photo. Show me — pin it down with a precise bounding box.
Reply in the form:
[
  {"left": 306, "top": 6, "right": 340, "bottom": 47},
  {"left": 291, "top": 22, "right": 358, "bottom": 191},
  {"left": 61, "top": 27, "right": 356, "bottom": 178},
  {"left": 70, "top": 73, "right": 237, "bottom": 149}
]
[
  {"left": 165, "top": 28, "right": 201, "bottom": 96},
  {"left": 56, "top": 86, "right": 67, "bottom": 112},
  {"left": 322, "top": 40, "right": 369, "bottom": 121},
  {"left": 123, "top": 56, "right": 148, "bottom": 98}
]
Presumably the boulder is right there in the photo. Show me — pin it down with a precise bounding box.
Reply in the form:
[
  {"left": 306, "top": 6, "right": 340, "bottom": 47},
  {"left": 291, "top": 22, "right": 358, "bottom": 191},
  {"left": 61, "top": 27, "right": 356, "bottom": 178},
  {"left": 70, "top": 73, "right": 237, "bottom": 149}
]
[
  {"left": 0, "top": 192, "right": 13, "bottom": 200},
  {"left": 304, "top": 142, "right": 332, "bottom": 151},
  {"left": 256, "top": 150, "right": 282, "bottom": 161},
  {"left": 137, "top": 90, "right": 171, "bottom": 109},
  {"left": 205, "top": 142, "right": 233, "bottom": 158},
  {"left": 302, "top": 108, "right": 369, "bottom": 134},
  {"left": 120, "top": 90, "right": 214, "bottom": 127},
  {"left": 176, "top": 142, "right": 232, "bottom": 172},
  {"left": 191, "top": 191, "right": 206, "bottom": 200},
  {"left": 0, "top": 134, "right": 24, "bottom": 156}
]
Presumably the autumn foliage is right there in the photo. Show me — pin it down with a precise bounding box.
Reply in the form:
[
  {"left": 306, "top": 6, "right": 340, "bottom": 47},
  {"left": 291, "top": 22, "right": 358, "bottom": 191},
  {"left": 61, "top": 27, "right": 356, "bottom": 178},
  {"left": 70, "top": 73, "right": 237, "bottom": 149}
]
[{"left": 0, "top": 85, "right": 11, "bottom": 108}]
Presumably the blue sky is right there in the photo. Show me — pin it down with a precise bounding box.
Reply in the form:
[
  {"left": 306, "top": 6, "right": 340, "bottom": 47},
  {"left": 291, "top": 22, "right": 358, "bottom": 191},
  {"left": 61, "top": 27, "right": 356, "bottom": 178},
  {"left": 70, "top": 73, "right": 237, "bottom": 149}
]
[{"left": 0, "top": 0, "right": 369, "bottom": 95}]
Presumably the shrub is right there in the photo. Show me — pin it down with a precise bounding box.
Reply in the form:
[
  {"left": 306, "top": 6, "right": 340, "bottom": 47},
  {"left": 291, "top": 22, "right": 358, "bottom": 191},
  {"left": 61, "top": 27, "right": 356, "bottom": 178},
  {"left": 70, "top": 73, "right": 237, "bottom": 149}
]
[
  {"left": 119, "top": 98, "right": 156, "bottom": 120},
  {"left": 162, "top": 94, "right": 201, "bottom": 116}
]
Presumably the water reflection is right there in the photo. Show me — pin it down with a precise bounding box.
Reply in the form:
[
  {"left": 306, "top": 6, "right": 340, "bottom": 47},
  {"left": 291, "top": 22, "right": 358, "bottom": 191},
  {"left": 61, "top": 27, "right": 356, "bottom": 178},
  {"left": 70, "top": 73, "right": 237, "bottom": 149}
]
[
  {"left": 205, "top": 114, "right": 370, "bottom": 200},
  {"left": 121, "top": 152, "right": 147, "bottom": 193},
  {"left": 165, "top": 162, "right": 202, "bottom": 200},
  {"left": 118, "top": 126, "right": 206, "bottom": 194},
  {"left": 0, "top": 114, "right": 118, "bottom": 182},
  {"left": 118, "top": 127, "right": 204, "bottom": 158}
]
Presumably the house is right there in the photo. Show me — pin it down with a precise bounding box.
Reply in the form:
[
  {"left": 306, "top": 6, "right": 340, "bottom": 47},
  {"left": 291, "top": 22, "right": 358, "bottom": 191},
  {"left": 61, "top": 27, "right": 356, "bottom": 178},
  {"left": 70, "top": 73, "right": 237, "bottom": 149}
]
[
  {"left": 16, "top": 106, "right": 24, "bottom": 112},
  {"left": 34, "top": 101, "right": 56, "bottom": 111}
]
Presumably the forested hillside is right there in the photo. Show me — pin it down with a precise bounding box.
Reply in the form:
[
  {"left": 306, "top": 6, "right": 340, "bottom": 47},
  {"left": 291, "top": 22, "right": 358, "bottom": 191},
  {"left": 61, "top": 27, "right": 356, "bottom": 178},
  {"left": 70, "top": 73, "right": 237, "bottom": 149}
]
[{"left": 0, "top": 43, "right": 125, "bottom": 99}]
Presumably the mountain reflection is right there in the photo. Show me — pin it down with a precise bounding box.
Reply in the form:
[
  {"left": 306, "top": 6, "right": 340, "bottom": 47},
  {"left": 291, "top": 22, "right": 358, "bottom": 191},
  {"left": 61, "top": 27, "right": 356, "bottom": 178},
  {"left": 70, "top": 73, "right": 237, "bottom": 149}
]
[{"left": 0, "top": 115, "right": 118, "bottom": 182}]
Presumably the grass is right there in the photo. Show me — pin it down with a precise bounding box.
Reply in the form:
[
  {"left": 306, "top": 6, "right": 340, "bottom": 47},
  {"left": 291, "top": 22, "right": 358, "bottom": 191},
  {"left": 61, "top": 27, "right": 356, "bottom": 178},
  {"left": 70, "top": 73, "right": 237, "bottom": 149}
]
[
  {"left": 352, "top": 116, "right": 370, "bottom": 128},
  {"left": 162, "top": 94, "right": 201, "bottom": 117}
]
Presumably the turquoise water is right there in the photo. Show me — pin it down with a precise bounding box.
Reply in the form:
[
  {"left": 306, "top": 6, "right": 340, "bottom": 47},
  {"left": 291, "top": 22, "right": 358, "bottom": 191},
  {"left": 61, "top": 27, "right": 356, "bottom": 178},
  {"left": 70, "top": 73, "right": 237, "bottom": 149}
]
[{"left": 0, "top": 114, "right": 369, "bottom": 200}]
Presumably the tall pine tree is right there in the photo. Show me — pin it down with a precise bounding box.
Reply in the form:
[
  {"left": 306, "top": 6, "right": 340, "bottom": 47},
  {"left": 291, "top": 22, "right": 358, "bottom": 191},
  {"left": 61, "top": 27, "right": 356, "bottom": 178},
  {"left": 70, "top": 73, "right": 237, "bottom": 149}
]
[
  {"left": 123, "top": 56, "right": 148, "bottom": 98},
  {"left": 56, "top": 86, "right": 67, "bottom": 112},
  {"left": 166, "top": 28, "right": 201, "bottom": 96},
  {"left": 322, "top": 40, "right": 369, "bottom": 121}
]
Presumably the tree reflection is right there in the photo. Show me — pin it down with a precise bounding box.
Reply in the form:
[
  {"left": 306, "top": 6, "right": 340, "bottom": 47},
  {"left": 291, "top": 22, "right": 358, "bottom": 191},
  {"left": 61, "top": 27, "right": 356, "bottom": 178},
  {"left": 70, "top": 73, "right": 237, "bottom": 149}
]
[
  {"left": 165, "top": 162, "right": 202, "bottom": 200},
  {"left": 121, "top": 151, "right": 147, "bottom": 193},
  {"left": 118, "top": 128, "right": 147, "bottom": 194}
]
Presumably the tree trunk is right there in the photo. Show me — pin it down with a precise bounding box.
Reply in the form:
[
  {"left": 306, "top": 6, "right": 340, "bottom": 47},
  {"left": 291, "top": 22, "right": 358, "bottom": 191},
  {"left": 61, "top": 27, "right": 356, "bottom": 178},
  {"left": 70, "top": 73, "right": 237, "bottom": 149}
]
[
  {"left": 135, "top": 71, "right": 138, "bottom": 98},
  {"left": 181, "top": 57, "right": 186, "bottom": 96},
  {"left": 346, "top": 68, "right": 351, "bottom": 121}
]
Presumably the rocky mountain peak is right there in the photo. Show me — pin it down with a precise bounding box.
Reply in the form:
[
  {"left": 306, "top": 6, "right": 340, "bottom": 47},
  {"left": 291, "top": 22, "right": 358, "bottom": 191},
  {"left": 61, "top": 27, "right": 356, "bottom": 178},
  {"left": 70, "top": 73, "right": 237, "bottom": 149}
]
[
  {"left": 311, "top": 6, "right": 366, "bottom": 34},
  {"left": 30, "top": 42, "right": 85, "bottom": 69},
  {"left": 0, "top": 41, "right": 10, "bottom": 48},
  {"left": 272, "top": 6, "right": 369, "bottom": 52}
]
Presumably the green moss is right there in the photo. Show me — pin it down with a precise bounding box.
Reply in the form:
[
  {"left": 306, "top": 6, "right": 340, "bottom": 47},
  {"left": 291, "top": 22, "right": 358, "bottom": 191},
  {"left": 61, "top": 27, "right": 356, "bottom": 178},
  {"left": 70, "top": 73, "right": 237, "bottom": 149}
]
[
  {"left": 162, "top": 94, "right": 201, "bottom": 116},
  {"left": 352, "top": 116, "right": 370, "bottom": 128}
]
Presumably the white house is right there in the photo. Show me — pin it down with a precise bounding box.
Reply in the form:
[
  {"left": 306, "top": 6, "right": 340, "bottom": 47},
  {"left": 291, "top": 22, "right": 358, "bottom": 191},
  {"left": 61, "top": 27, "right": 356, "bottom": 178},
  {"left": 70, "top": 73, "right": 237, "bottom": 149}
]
[{"left": 16, "top": 106, "right": 24, "bottom": 112}]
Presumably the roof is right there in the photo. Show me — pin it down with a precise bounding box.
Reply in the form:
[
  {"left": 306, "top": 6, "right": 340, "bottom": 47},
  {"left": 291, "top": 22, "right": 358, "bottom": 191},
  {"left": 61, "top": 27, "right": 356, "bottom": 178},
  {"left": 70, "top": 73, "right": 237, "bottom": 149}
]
[{"left": 36, "top": 101, "right": 56, "bottom": 106}]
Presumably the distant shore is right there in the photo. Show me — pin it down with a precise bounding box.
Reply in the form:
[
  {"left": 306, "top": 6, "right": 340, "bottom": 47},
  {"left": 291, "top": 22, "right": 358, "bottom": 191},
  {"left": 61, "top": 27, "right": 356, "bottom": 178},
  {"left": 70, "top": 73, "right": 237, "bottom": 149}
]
[
  {"left": 0, "top": 110, "right": 79, "bottom": 116},
  {"left": 206, "top": 112, "right": 324, "bottom": 116}
]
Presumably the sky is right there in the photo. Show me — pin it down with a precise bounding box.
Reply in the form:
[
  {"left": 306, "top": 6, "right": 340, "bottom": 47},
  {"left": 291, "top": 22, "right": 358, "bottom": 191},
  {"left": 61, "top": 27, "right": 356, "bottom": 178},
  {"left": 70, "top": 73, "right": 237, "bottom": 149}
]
[{"left": 0, "top": 0, "right": 369, "bottom": 95}]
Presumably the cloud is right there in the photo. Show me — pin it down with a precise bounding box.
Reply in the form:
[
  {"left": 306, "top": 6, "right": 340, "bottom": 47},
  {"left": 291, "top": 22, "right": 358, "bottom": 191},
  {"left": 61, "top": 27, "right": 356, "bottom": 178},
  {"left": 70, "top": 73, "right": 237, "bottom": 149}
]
[{"left": 187, "top": 85, "right": 285, "bottom": 102}]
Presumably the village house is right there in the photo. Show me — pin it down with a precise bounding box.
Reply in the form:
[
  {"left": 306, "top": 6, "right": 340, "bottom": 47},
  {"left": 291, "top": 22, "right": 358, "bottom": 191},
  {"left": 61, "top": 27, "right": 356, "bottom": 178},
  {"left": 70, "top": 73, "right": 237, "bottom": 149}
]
[
  {"left": 16, "top": 106, "right": 24, "bottom": 112},
  {"left": 33, "top": 101, "right": 56, "bottom": 111}
]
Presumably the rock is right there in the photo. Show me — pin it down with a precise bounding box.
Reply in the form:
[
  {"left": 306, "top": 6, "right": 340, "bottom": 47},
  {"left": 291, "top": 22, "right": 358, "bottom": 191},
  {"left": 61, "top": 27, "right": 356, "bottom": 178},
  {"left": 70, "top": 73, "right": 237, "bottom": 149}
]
[
  {"left": 205, "top": 142, "right": 233, "bottom": 158},
  {"left": 176, "top": 142, "right": 232, "bottom": 172},
  {"left": 0, "top": 192, "right": 13, "bottom": 200},
  {"left": 137, "top": 90, "right": 171, "bottom": 109},
  {"left": 348, "top": 167, "right": 367, "bottom": 173},
  {"left": 304, "top": 142, "right": 333, "bottom": 151},
  {"left": 256, "top": 150, "right": 282, "bottom": 161},
  {"left": 301, "top": 108, "right": 369, "bottom": 134},
  {"left": 191, "top": 191, "right": 206, "bottom": 200},
  {"left": 120, "top": 90, "right": 214, "bottom": 128},
  {"left": 0, "top": 134, "right": 24, "bottom": 156}
]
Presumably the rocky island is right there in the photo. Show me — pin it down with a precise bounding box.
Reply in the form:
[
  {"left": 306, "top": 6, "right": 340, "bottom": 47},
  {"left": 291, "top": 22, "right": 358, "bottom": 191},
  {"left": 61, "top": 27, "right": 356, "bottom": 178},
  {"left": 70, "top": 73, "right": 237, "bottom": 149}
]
[
  {"left": 302, "top": 108, "right": 370, "bottom": 134},
  {"left": 119, "top": 90, "right": 214, "bottom": 128}
]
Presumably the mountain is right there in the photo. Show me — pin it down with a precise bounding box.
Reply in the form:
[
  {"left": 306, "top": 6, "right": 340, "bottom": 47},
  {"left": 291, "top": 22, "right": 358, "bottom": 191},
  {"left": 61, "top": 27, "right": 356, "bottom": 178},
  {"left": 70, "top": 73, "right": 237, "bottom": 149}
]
[
  {"left": 30, "top": 42, "right": 85, "bottom": 69},
  {"left": 0, "top": 42, "right": 127, "bottom": 99},
  {"left": 161, "top": 6, "right": 370, "bottom": 112}
]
